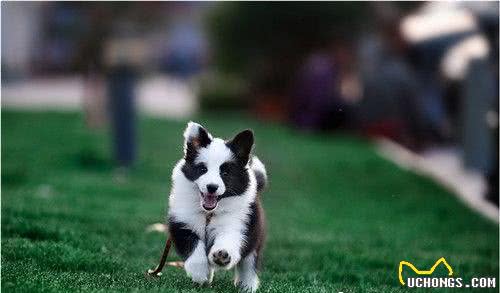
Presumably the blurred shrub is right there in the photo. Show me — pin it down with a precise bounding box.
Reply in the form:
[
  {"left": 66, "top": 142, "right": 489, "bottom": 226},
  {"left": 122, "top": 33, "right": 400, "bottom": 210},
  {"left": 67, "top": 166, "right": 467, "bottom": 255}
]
[
  {"left": 199, "top": 72, "right": 249, "bottom": 110},
  {"left": 207, "top": 3, "right": 368, "bottom": 93}
]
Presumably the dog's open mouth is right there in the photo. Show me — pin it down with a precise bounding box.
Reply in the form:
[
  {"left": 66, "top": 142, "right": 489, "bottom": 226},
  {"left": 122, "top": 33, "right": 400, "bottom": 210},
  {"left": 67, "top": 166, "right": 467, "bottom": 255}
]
[{"left": 200, "top": 192, "right": 218, "bottom": 211}]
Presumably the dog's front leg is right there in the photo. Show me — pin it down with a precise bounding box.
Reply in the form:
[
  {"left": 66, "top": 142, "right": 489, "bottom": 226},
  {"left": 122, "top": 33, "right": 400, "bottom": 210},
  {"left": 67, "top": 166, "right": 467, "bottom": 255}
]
[
  {"left": 184, "top": 240, "right": 211, "bottom": 284},
  {"left": 208, "top": 233, "right": 242, "bottom": 270}
]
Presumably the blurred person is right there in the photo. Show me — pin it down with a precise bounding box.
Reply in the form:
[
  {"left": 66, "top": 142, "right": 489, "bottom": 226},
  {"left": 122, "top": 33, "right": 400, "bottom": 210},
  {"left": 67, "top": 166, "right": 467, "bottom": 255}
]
[
  {"left": 402, "top": 3, "right": 465, "bottom": 143},
  {"left": 463, "top": 2, "right": 499, "bottom": 206},
  {"left": 290, "top": 39, "right": 359, "bottom": 132},
  {"left": 1, "top": 2, "right": 43, "bottom": 80},
  {"left": 159, "top": 3, "right": 209, "bottom": 103},
  {"left": 37, "top": 3, "right": 87, "bottom": 73},
  {"left": 103, "top": 18, "right": 149, "bottom": 176},
  {"left": 290, "top": 49, "right": 340, "bottom": 131},
  {"left": 401, "top": 2, "right": 491, "bottom": 144},
  {"left": 356, "top": 3, "right": 423, "bottom": 149},
  {"left": 486, "top": 92, "right": 498, "bottom": 206},
  {"left": 77, "top": 6, "right": 111, "bottom": 128},
  {"left": 161, "top": 19, "right": 207, "bottom": 80},
  {"left": 406, "top": 2, "right": 497, "bottom": 161},
  {"left": 402, "top": 2, "right": 498, "bottom": 204}
]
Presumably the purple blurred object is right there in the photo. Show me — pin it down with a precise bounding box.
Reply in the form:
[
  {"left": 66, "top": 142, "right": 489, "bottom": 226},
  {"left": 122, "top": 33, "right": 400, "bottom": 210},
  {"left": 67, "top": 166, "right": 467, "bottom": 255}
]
[{"left": 291, "top": 53, "right": 341, "bottom": 130}]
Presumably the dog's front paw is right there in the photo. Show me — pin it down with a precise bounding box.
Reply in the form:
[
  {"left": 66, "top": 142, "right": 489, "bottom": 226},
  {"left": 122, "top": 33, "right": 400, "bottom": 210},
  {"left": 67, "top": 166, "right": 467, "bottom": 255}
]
[
  {"left": 209, "top": 246, "right": 240, "bottom": 269},
  {"left": 211, "top": 249, "right": 231, "bottom": 266},
  {"left": 184, "top": 256, "right": 210, "bottom": 284}
]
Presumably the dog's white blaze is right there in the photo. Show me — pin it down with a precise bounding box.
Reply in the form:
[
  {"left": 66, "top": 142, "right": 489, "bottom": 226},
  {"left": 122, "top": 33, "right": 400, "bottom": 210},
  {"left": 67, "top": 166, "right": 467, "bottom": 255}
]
[
  {"left": 194, "top": 138, "right": 232, "bottom": 196},
  {"left": 207, "top": 170, "right": 257, "bottom": 270}
]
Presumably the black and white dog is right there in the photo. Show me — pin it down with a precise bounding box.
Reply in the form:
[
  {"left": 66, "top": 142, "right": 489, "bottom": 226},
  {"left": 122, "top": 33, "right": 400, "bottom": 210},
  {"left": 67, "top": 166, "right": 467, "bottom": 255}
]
[{"left": 168, "top": 122, "right": 267, "bottom": 292}]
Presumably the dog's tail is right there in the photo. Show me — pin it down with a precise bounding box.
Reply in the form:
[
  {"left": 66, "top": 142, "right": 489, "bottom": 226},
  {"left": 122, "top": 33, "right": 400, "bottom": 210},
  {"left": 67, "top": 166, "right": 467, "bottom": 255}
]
[{"left": 251, "top": 156, "right": 267, "bottom": 193}]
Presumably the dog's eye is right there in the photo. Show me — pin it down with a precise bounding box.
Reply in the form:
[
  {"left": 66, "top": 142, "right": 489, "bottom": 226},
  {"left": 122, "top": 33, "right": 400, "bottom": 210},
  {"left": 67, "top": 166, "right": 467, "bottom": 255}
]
[
  {"left": 199, "top": 166, "right": 207, "bottom": 173},
  {"left": 221, "top": 171, "right": 229, "bottom": 177}
]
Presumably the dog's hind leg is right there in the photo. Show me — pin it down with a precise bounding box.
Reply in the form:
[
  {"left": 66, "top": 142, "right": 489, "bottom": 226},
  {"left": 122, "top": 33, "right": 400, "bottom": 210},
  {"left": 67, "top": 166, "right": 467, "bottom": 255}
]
[{"left": 234, "top": 251, "right": 259, "bottom": 292}]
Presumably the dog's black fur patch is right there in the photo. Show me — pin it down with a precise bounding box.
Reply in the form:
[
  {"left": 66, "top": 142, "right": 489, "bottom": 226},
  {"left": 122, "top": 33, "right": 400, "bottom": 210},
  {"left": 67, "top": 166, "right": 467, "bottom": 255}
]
[
  {"left": 168, "top": 217, "right": 200, "bottom": 260},
  {"left": 184, "top": 142, "right": 199, "bottom": 164},
  {"left": 197, "top": 127, "right": 212, "bottom": 148},
  {"left": 240, "top": 199, "right": 265, "bottom": 270},
  {"left": 219, "top": 161, "right": 250, "bottom": 199},
  {"left": 181, "top": 162, "right": 208, "bottom": 181}
]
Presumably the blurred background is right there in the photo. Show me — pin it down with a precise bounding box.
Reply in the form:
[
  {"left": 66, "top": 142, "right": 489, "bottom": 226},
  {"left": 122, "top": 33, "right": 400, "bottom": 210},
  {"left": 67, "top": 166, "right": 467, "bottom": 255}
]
[
  {"left": 2, "top": 3, "right": 499, "bottom": 291},
  {"left": 2, "top": 2, "right": 498, "bottom": 206}
]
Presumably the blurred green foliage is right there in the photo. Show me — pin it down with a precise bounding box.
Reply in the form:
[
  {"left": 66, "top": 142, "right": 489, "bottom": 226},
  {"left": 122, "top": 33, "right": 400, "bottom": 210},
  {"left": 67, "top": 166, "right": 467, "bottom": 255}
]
[
  {"left": 207, "top": 2, "right": 368, "bottom": 93},
  {"left": 198, "top": 73, "right": 249, "bottom": 110},
  {"left": 208, "top": 3, "right": 368, "bottom": 73}
]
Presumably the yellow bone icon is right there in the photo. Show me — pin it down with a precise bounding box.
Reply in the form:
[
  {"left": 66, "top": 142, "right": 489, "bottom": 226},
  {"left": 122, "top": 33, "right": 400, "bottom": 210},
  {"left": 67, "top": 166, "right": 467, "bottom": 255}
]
[{"left": 398, "top": 257, "right": 454, "bottom": 285}]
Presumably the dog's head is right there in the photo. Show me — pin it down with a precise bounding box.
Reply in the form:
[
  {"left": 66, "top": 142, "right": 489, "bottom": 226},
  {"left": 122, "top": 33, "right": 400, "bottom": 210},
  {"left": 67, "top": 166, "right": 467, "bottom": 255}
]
[{"left": 180, "top": 122, "right": 253, "bottom": 212}]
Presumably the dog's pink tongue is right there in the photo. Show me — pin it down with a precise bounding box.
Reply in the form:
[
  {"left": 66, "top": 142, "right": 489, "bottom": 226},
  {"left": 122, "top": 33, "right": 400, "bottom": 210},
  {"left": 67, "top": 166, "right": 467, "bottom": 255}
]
[{"left": 202, "top": 194, "right": 217, "bottom": 210}]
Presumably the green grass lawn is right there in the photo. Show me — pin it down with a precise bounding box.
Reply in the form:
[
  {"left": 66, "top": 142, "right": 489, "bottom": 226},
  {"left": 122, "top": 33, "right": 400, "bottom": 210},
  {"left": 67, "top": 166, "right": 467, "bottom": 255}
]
[{"left": 2, "top": 110, "right": 498, "bottom": 292}]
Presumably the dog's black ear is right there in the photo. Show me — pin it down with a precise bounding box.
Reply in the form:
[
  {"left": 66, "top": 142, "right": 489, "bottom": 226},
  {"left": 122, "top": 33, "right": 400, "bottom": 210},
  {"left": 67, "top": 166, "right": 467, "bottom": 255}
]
[
  {"left": 183, "top": 122, "right": 212, "bottom": 162},
  {"left": 227, "top": 129, "right": 254, "bottom": 164}
]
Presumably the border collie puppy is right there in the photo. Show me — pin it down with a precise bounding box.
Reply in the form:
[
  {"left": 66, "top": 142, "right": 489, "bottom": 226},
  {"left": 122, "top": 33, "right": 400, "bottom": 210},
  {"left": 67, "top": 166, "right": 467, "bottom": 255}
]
[{"left": 168, "top": 122, "right": 267, "bottom": 292}]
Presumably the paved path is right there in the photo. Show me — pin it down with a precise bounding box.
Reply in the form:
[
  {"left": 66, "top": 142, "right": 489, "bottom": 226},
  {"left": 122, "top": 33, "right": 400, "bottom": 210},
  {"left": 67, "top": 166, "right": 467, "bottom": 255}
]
[
  {"left": 376, "top": 138, "right": 498, "bottom": 223},
  {"left": 2, "top": 75, "right": 197, "bottom": 119}
]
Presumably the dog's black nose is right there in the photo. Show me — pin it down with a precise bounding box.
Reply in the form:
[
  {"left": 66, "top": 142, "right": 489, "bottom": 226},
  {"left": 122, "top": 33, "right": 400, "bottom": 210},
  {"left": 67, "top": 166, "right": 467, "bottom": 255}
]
[{"left": 207, "top": 184, "right": 219, "bottom": 194}]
